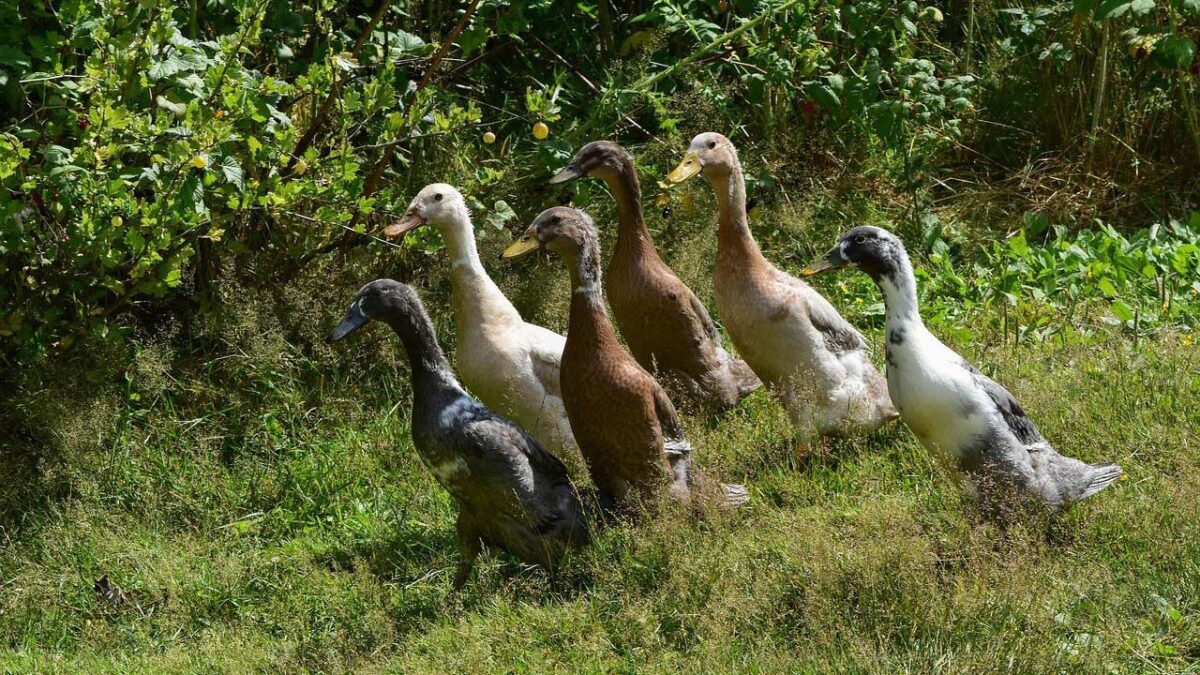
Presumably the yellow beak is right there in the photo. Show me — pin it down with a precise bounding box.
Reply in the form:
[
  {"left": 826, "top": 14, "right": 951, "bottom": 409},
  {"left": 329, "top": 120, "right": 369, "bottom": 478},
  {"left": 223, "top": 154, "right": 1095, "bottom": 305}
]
[
  {"left": 501, "top": 228, "right": 541, "bottom": 260},
  {"left": 664, "top": 152, "right": 702, "bottom": 185}
]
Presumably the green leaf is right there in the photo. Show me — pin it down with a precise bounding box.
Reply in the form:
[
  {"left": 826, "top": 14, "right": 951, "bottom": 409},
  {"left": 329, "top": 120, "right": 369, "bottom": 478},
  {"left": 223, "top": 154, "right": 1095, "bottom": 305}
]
[
  {"left": 1009, "top": 232, "right": 1030, "bottom": 257},
  {"left": 218, "top": 155, "right": 244, "bottom": 191},
  {"left": 1097, "top": 277, "right": 1117, "bottom": 297},
  {"left": 804, "top": 82, "right": 841, "bottom": 110},
  {"left": 484, "top": 200, "right": 517, "bottom": 230},
  {"left": 1151, "top": 35, "right": 1196, "bottom": 70},
  {"left": 397, "top": 30, "right": 428, "bottom": 54},
  {"left": 178, "top": 174, "right": 207, "bottom": 215},
  {"left": 1094, "top": 0, "right": 1132, "bottom": 18},
  {"left": 1111, "top": 299, "right": 1135, "bottom": 322}
]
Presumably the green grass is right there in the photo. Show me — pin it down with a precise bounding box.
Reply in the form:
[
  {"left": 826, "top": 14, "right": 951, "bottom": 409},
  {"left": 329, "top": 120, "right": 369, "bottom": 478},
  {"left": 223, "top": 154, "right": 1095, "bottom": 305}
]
[{"left": 3, "top": 199, "right": 1199, "bottom": 672}]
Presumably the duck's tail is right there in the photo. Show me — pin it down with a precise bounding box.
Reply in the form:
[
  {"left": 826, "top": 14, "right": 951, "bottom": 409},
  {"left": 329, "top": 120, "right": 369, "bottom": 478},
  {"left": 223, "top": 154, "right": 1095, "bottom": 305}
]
[
  {"left": 719, "top": 483, "right": 750, "bottom": 508},
  {"left": 717, "top": 347, "right": 762, "bottom": 399},
  {"left": 1075, "top": 462, "right": 1123, "bottom": 501}
]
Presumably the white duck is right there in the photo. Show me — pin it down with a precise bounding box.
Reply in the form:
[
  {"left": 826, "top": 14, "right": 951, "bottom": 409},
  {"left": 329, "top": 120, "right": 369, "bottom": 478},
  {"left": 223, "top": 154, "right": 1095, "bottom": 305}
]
[
  {"left": 384, "top": 184, "right": 579, "bottom": 463},
  {"left": 665, "top": 133, "right": 897, "bottom": 453},
  {"left": 802, "top": 226, "right": 1123, "bottom": 514}
]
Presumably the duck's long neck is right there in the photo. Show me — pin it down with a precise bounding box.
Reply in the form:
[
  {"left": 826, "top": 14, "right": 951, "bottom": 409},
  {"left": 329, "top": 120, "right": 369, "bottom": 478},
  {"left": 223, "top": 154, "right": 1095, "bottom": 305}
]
[
  {"left": 382, "top": 311, "right": 462, "bottom": 399},
  {"left": 876, "top": 249, "right": 921, "bottom": 328},
  {"left": 565, "top": 239, "right": 622, "bottom": 352},
  {"left": 710, "top": 164, "right": 762, "bottom": 263},
  {"left": 439, "top": 213, "right": 520, "bottom": 331},
  {"left": 602, "top": 167, "right": 657, "bottom": 261}
]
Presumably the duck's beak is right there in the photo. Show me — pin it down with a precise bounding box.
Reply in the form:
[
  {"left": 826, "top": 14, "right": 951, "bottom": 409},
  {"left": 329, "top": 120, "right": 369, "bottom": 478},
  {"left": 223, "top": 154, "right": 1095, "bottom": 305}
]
[
  {"left": 664, "top": 151, "right": 702, "bottom": 185},
  {"left": 327, "top": 300, "right": 370, "bottom": 342},
  {"left": 548, "top": 164, "right": 583, "bottom": 185},
  {"left": 500, "top": 227, "right": 540, "bottom": 260},
  {"left": 383, "top": 212, "right": 426, "bottom": 239},
  {"left": 799, "top": 246, "right": 850, "bottom": 277}
]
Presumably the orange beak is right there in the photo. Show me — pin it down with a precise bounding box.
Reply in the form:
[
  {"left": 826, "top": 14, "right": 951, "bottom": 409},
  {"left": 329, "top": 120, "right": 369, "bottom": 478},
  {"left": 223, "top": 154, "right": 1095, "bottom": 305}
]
[{"left": 383, "top": 212, "right": 426, "bottom": 239}]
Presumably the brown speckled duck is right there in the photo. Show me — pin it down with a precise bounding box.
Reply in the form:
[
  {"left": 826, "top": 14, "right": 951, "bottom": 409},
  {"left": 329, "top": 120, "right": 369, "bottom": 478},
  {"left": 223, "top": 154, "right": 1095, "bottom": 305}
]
[
  {"left": 665, "top": 133, "right": 898, "bottom": 455},
  {"left": 549, "top": 141, "right": 760, "bottom": 411},
  {"left": 502, "top": 207, "right": 748, "bottom": 514}
]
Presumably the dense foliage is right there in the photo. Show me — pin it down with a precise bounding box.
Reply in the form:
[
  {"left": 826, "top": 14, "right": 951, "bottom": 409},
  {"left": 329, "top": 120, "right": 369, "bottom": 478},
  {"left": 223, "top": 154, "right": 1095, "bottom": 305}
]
[
  {"left": 2, "top": 2, "right": 1199, "bottom": 671},
  {"left": 1, "top": 0, "right": 1197, "bottom": 364}
]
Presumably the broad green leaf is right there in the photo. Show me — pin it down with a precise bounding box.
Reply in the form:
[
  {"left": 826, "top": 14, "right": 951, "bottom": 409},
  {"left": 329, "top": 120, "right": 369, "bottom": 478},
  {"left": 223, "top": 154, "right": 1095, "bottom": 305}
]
[
  {"left": 397, "top": 30, "right": 428, "bottom": 54},
  {"left": 1009, "top": 232, "right": 1030, "bottom": 257},
  {"left": 485, "top": 200, "right": 517, "bottom": 230},
  {"left": 1151, "top": 35, "right": 1196, "bottom": 70},
  {"left": 1111, "top": 299, "right": 1135, "bottom": 321},
  {"left": 804, "top": 82, "right": 841, "bottom": 110},
  {"left": 218, "top": 155, "right": 244, "bottom": 191},
  {"left": 1094, "top": 0, "right": 1133, "bottom": 18}
]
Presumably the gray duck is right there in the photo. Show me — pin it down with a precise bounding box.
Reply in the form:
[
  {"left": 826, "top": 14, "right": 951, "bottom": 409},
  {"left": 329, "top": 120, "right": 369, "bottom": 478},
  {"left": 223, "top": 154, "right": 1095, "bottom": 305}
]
[{"left": 328, "top": 280, "right": 592, "bottom": 588}]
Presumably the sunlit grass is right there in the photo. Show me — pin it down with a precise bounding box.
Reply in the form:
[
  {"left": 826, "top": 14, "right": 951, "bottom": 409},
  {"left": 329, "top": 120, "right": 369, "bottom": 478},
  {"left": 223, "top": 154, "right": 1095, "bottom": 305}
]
[{"left": 2, "top": 199, "right": 1197, "bottom": 671}]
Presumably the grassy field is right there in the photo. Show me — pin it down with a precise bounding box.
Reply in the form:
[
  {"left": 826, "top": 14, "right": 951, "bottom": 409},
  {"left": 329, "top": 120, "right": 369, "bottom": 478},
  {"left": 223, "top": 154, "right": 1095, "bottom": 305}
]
[{"left": 2, "top": 195, "right": 1199, "bottom": 673}]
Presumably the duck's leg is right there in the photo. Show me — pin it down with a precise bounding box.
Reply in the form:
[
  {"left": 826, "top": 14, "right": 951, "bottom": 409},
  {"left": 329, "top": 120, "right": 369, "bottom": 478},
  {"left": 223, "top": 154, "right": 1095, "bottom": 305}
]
[{"left": 452, "top": 512, "right": 482, "bottom": 591}]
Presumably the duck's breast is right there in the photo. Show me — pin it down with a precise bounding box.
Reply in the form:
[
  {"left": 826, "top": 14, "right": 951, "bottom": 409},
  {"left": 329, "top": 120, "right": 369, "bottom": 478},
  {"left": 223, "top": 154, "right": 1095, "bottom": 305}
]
[
  {"left": 715, "top": 268, "right": 829, "bottom": 384},
  {"left": 887, "top": 331, "right": 994, "bottom": 463}
]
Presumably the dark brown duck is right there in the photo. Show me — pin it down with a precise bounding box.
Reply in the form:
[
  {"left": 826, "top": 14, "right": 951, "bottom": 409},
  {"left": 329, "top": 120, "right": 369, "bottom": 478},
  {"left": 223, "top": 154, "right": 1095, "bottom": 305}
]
[
  {"left": 502, "top": 207, "right": 748, "bottom": 515},
  {"left": 550, "top": 141, "right": 760, "bottom": 411}
]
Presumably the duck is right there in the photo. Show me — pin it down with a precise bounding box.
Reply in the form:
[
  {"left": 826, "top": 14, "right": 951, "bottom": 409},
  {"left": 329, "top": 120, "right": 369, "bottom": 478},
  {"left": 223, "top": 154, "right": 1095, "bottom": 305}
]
[
  {"left": 801, "top": 226, "right": 1123, "bottom": 514},
  {"left": 664, "top": 133, "right": 897, "bottom": 454},
  {"left": 501, "top": 207, "right": 748, "bottom": 514},
  {"left": 383, "top": 184, "right": 579, "bottom": 464},
  {"left": 549, "top": 141, "right": 760, "bottom": 410},
  {"left": 327, "top": 279, "right": 592, "bottom": 589}
]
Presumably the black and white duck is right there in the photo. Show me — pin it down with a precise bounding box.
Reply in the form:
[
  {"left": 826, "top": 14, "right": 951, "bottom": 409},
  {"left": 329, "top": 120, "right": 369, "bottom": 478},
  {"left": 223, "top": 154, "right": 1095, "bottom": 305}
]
[
  {"left": 802, "top": 226, "right": 1123, "bottom": 514},
  {"left": 328, "top": 280, "right": 591, "bottom": 588}
]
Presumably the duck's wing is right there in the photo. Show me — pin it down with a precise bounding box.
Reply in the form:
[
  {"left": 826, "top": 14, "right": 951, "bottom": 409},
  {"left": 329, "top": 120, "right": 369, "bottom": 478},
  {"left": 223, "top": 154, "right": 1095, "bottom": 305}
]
[
  {"left": 650, "top": 383, "right": 696, "bottom": 500},
  {"left": 961, "top": 361, "right": 1044, "bottom": 446},
  {"left": 685, "top": 287, "right": 723, "bottom": 347},
  {"left": 650, "top": 383, "right": 687, "bottom": 449},
  {"left": 474, "top": 414, "right": 574, "bottom": 483},
  {"left": 524, "top": 324, "right": 566, "bottom": 399},
  {"left": 775, "top": 270, "right": 868, "bottom": 354}
]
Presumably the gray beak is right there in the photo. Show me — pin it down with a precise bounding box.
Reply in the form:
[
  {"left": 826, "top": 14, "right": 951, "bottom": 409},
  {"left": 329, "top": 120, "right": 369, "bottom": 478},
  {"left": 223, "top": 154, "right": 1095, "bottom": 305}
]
[
  {"left": 799, "top": 246, "right": 851, "bottom": 277},
  {"left": 327, "top": 301, "right": 370, "bottom": 342},
  {"left": 548, "top": 165, "right": 583, "bottom": 185}
]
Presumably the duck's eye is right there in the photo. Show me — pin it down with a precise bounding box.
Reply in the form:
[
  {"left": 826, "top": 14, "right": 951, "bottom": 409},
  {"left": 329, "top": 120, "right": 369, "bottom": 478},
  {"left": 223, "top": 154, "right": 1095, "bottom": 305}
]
[
  {"left": 854, "top": 235, "right": 866, "bottom": 244},
  {"left": 434, "top": 193, "right": 443, "bottom": 201},
  {"left": 707, "top": 141, "right": 717, "bottom": 149}
]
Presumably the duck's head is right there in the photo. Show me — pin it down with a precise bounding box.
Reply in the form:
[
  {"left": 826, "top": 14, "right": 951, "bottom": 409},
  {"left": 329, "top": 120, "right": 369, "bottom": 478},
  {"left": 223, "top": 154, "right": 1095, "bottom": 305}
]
[
  {"left": 327, "top": 279, "right": 422, "bottom": 342},
  {"left": 384, "top": 183, "right": 468, "bottom": 239},
  {"left": 664, "top": 132, "right": 737, "bottom": 186},
  {"left": 500, "top": 206, "right": 597, "bottom": 261},
  {"left": 549, "top": 141, "right": 632, "bottom": 185},
  {"left": 800, "top": 226, "right": 906, "bottom": 281}
]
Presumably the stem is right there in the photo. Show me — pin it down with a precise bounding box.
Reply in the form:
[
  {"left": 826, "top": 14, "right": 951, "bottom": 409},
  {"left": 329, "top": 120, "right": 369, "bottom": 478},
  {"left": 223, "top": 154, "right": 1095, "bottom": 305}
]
[
  {"left": 1086, "top": 21, "right": 1110, "bottom": 169},
  {"left": 597, "top": 0, "right": 612, "bottom": 63},
  {"left": 965, "top": 0, "right": 975, "bottom": 73}
]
